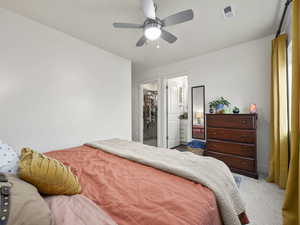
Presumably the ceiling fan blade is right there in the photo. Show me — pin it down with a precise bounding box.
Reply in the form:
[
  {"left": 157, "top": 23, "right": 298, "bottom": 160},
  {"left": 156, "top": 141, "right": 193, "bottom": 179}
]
[
  {"left": 161, "top": 29, "right": 177, "bottom": 43},
  {"left": 136, "top": 36, "right": 147, "bottom": 47},
  {"left": 141, "top": 0, "right": 156, "bottom": 19},
  {"left": 113, "top": 23, "right": 143, "bottom": 29},
  {"left": 162, "top": 9, "right": 194, "bottom": 27}
]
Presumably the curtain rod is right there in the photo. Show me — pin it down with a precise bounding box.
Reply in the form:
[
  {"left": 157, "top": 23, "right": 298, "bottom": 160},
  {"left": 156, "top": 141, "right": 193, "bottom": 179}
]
[{"left": 276, "top": 0, "right": 293, "bottom": 37}]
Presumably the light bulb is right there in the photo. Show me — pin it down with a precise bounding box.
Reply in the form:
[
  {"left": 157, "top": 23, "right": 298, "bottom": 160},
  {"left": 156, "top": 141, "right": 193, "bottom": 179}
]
[{"left": 144, "top": 23, "right": 161, "bottom": 41}]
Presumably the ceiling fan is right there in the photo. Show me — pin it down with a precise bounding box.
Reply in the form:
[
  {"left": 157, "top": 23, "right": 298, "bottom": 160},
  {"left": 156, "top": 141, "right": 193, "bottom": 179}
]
[{"left": 113, "top": 0, "right": 194, "bottom": 47}]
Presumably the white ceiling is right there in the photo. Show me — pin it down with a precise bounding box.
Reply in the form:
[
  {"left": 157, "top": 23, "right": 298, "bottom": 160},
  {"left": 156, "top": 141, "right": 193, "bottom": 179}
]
[{"left": 0, "top": 0, "right": 282, "bottom": 70}]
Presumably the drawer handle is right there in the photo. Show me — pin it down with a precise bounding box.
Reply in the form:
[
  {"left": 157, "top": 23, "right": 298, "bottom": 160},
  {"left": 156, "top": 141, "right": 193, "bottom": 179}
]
[{"left": 241, "top": 120, "right": 247, "bottom": 124}]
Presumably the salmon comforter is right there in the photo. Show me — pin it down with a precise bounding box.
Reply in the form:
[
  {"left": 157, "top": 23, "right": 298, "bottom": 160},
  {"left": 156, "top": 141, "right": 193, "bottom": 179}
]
[{"left": 46, "top": 145, "right": 249, "bottom": 225}]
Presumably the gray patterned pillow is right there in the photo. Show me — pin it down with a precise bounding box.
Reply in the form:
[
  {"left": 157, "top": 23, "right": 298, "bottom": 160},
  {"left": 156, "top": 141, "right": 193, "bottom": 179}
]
[{"left": 0, "top": 143, "right": 19, "bottom": 174}]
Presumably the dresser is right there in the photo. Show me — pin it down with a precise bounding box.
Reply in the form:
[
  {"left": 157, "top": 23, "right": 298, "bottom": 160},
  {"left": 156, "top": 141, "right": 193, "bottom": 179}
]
[{"left": 205, "top": 114, "right": 258, "bottom": 179}]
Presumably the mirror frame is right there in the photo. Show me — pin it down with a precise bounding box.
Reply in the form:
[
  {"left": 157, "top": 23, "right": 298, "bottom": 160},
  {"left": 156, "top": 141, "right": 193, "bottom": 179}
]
[{"left": 191, "top": 85, "right": 206, "bottom": 140}]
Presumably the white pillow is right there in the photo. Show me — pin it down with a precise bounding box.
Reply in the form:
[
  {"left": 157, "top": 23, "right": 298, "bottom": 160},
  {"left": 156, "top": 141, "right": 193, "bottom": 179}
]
[{"left": 0, "top": 143, "right": 19, "bottom": 174}]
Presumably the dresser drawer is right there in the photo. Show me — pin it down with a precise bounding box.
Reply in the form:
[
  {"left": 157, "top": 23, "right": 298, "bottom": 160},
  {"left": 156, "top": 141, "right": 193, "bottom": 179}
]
[
  {"left": 207, "top": 114, "right": 257, "bottom": 129},
  {"left": 207, "top": 140, "right": 255, "bottom": 158},
  {"left": 205, "top": 151, "right": 255, "bottom": 172},
  {"left": 207, "top": 128, "right": 256, "bottom": 144}
]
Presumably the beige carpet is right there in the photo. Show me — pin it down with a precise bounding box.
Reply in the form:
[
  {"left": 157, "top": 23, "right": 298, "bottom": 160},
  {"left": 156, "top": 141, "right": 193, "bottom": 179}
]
[{"left": 237, "top": 174, "right": 285, "bottom": 225}]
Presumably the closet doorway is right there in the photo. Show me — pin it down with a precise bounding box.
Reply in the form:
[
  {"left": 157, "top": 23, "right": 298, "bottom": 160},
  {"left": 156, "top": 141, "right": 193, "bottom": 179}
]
[{"left": 140, "top": 81, "right": 160, "bottom": 147}]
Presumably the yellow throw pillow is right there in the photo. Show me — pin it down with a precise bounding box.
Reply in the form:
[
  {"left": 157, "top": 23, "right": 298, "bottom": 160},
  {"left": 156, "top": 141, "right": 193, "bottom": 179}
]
[{"left": 18, "top": 148, "right": 81, "bottom": 195}]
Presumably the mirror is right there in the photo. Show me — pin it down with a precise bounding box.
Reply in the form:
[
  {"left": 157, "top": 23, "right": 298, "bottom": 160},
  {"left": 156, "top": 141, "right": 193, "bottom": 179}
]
[{"left": 192, "top": 86, "right": 205, "bottom": 140}]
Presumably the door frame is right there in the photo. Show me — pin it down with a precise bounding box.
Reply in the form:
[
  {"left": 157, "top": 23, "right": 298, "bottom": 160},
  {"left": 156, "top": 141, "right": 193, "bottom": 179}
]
[
  {"left": 164, "top": 74, "right": 190, "bottom": 148},
  {"left": 138, "top": 79, "right": 162, "bottom": 146}
]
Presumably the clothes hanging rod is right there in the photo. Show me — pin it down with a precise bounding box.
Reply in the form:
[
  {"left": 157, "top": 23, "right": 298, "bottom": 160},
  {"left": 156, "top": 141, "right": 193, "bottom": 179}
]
[{"left": 276, "top": 0, "right": 293, "bottom": 38}]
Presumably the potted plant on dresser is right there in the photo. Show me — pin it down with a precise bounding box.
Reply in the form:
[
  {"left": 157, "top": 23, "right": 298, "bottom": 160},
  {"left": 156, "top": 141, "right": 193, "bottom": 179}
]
[{"left": 208, "top": 97, "right": 231, "bottom": 114}]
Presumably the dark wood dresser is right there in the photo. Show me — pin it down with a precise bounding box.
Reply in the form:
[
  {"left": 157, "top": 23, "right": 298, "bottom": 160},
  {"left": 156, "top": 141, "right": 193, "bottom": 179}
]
[{"left": 205, "top": 114, "right": 258, "bottom": 179}]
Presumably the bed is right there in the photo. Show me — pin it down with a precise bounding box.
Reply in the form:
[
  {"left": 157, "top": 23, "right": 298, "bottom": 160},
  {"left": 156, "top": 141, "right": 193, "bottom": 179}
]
[{"left": 45, "top": 140, "right": 249, "bottom": 225}]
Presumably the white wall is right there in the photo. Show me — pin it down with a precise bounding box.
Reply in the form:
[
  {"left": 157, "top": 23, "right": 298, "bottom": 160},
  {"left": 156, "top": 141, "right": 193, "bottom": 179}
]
[
  {"left": 133, "top": 36, "right": 273, "bottom": 174},
  {"left": 0, "top": 9, "right": 132, "bottom": 152}
]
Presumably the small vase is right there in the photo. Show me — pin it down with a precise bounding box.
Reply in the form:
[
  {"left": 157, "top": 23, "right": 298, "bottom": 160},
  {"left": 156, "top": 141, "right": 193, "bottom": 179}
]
[
  {"left": 233, "top": 109, "right": 240, "bottom": 114},
  {"left": 209, "top": 108, "right": 214, "bottom": 113}
]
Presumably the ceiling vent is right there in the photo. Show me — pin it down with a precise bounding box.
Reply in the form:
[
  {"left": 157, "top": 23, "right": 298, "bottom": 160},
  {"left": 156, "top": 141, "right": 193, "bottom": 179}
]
[{"left": 223, "top": 5, "right": 235, "bottom": 19}]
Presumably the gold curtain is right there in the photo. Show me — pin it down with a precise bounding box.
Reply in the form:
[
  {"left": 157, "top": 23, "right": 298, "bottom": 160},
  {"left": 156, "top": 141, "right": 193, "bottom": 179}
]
[
  {"left": 283, "top": 0, "right": 300, "bottom": 224},
  {"left": 268, "top": 34, "right": 289, "bottom": 189}
]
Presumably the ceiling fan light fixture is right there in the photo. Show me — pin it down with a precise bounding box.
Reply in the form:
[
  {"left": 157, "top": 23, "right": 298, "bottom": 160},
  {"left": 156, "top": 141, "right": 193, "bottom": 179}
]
[
  {"left": 144, "top": 23, "right": 161, "bottom": 41},
  {"left": 113, "top": 0, "right": 194, "bottom": 47}
]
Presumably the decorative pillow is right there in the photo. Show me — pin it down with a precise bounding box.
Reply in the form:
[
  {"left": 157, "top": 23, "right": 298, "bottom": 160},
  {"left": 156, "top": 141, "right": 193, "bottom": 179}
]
[
  {"left": 7, "top": 174, "right": 53, "bottom": 225},
  {"left": 18, "top": 148, "right": 81, "bottom": 195},
  {"left": 0, "top": 143, "right": 19, "bottom": 174}
]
